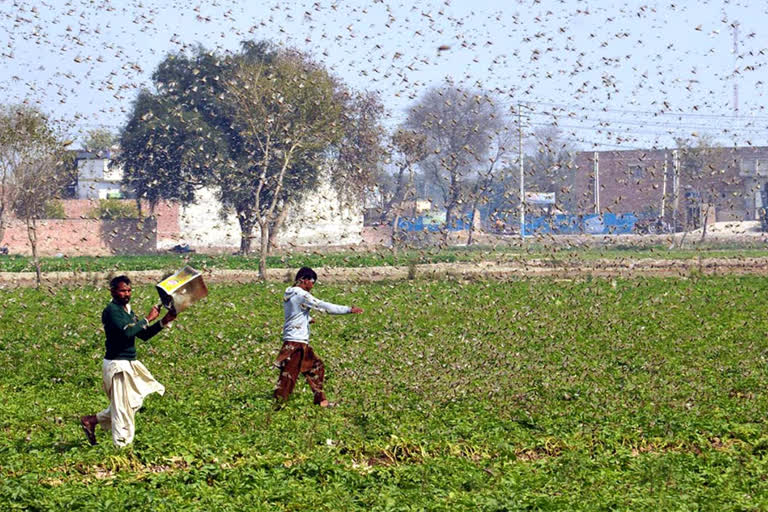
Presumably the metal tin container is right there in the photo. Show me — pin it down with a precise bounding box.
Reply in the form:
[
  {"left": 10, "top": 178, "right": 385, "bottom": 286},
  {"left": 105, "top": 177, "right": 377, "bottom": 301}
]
[{"left": 156, "top": 266, "right": 208, "bottom": 314}]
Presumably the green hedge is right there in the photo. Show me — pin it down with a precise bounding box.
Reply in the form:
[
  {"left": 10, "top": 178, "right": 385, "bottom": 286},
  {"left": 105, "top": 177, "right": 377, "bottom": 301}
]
[{"left": 87, "top": 198, "right": 140, "bottom": 220}]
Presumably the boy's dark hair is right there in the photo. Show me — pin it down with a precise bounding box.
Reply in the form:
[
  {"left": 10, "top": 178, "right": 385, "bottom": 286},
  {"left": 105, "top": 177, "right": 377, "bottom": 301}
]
[
  {"left": 295, "top": 267, "right": 317, "bottom": 283},
  {"left": 110, "top": 275, "right": 131, "bottom": 289}
]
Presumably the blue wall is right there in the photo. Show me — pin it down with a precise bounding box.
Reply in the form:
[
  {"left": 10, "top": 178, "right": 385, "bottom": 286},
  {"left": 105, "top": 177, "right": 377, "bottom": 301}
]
[
  {"left": 524, "top": 213, "right": 638, "bottom": 235},
  {"left": 395, "top": 213, "right": 639, "bottom": 235},
  {"left": 395, "top": 217, "right": 472, "bottom": 232}
]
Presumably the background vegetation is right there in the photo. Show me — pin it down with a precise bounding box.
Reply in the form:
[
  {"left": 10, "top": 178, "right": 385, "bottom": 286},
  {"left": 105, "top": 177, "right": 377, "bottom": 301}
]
[
  {"left": 2, "top": 245, "right": 768, "bottom": 273},
  {"left": 86, "top": 199, "right": 141, "bottom": 220}
]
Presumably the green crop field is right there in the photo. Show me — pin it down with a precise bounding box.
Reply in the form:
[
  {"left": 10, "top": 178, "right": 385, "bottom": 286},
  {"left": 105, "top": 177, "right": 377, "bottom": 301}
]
[
  {"left": 2, "top": 276, "right": 768, "bottom": 510},
  {"left": 2, "top": 244, "right": 768, "bottom": 273}
]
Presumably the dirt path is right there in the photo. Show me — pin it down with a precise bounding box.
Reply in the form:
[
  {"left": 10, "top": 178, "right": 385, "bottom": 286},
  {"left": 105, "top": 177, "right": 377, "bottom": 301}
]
[{"left": 2, "top": 257, "right": 768, "bottom": 287}]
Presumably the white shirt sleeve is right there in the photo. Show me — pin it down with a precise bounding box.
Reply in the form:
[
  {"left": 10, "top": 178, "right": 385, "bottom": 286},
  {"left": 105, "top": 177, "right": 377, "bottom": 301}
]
[{"left": 301, "top": 291, "right": 352, "bottom": 315}]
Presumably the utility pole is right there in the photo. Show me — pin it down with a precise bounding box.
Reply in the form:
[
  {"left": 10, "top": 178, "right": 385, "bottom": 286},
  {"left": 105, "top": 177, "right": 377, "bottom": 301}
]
[
  {"left": 593, "top": 151, "right": 600, "bottom": 214},
  {"left": 672, "top": 149, "right": 680, "bottom": 231},
  {"left": 755, "top": 159, "right": 761, "bottom": 219},
  {"left": 733, "top": 21, "right": 739, "bottom": 117},
  {"left": 519, "top": 102, "right": 525, "bottom": 238},
  {"left": 661, "top": 152, "right": 668, "bottom": 228}
]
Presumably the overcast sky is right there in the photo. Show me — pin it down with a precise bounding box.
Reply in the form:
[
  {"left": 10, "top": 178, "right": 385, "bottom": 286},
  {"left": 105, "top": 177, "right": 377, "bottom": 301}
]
[{"left": 2, "top": 0, "right": 767, "bottom": 150}]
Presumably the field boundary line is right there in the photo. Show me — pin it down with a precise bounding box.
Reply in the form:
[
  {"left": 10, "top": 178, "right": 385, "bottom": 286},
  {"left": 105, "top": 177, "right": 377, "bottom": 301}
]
[{"left": 1, "top": 257, "right": 768, "bottom": 287}]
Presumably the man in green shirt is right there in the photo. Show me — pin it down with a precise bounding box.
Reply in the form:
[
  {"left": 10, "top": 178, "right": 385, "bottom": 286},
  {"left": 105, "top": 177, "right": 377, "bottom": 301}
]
[{"left": 80, "top": 275, "right": 176, "bottom": 447}]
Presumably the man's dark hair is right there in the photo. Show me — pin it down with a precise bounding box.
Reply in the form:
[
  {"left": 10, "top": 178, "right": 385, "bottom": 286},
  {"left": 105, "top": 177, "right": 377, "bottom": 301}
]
[
  {"left": 110, "top": 275, "right": 131, "bottom": 289},
  {"left": 295, "top": 267, "right": 317, "bottom": 283}
]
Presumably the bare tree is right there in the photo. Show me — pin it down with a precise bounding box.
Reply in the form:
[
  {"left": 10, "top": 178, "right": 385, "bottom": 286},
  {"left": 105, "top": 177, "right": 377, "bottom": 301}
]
[
  {"left": 387, "top": 129, "right": 427, "bottom": 249},
  {"left": 467, "top": 126, "right": 516, "bottom": 246},
  {"left": 0, "top": 108, "right": 18, "bottom": 245},
  {"left": 0, "top": 106, "right": 70, "bottom": 285},
  {"left": 406, "top": 85, "right": 504, "bottom": 233},
  {"left": 328, "top": 90, "right": 388, "bottom": 209},
  {"left": 224, "top": 50, "right": 346, "bottom": 278},
  {"left": 119, "top": 42, "right": 385, "bottom": 275},
  {"left": 673, "top": 136, "right": 730, "bottom": 240}
]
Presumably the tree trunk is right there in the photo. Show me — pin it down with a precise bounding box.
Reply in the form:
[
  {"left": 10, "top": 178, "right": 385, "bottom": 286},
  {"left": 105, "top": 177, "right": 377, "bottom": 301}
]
[
  {"left": 1, "top": 176, "right": 7, "bottom": 246},
  {"left": 467, "top": 209, "right": 476, "bottom": 246},
  {"left": 466, "top": 192, "right": 482, "bottom": 246},
  {"left": 676, "top": 219, "right": 690, "bottom": 249},
  {"left": 699, "top": 204, "right": 709, "bottom": 242},
  {"left": 391, "top": 212, "right": 401, "bottom": 254},
  {"left": 442, "top": 202, "right": 454, "bottom": 247},
  {"left": 443, "top": 172, "right": 461, "bottom": 246},
  {"left": 239, "top": 236, "right": 251, "bottom": 256},
  {"left": 381, "top": 166, "right": 407, "bottom": 224},
  {"left": 267, "top": 204, "right": 290, "bottom": 254},
  {"left": 238, "top": 213, "right": 257, "bottom": 256},
  {"left": 26, "top": 217, "right": 41, "bottom": 287},
  {"left": 444, "top": 202, "right": 455, "bottom": 229},
  {"left": 0, "top": 205, "right": 6, "bottom": 248},
  {"left": 134, "top": 198, "right": 145, "bottom": 232},
  {"left": 258, "top": 219, "right": 269, "bottom": 281}
]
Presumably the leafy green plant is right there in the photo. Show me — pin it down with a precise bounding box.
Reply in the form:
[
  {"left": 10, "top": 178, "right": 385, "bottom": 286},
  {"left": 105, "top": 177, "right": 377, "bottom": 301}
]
[
  {"left": 87, "top": 198, "right": 140, "bottom": 220},
  {"left": 42, "top": 200, "right": 66, "bottom": 219},
  {"left": 3, "top": 246, "right": 768, "bottom": 273}
]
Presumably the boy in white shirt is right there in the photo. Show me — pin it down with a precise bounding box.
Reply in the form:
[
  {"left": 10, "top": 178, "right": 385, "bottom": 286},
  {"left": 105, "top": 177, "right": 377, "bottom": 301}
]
[{"left": 274, "top": 267, "right": 363, "bottom": 407}]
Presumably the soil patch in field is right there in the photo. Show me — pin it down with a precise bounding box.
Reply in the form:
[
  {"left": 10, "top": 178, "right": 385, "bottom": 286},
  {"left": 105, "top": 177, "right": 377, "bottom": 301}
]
[{"left": 2, "top": 257, "right": 768, "bottom": 287}]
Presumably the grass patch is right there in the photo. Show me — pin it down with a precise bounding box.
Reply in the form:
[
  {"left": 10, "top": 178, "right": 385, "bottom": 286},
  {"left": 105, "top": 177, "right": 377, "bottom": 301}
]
[{"left": 3, "top": 244, "right": 768, "bottom": 273}]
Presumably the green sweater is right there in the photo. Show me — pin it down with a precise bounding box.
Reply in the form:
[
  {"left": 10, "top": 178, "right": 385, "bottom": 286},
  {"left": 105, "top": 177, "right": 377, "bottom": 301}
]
[{"left": 102, "top": 301, "right": 163, "bottom": 360}]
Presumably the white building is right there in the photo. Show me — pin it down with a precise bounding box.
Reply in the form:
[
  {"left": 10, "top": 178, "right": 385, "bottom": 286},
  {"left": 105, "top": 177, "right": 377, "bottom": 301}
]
[
  {"left": 74, "top": 152, "right": 363, "bottom": 249},
  {"left": 165, "top": 172, "right": 363, "bottom": 250},
  {"left": 75, "top": 151, "right": 124, "bottom": 199}
]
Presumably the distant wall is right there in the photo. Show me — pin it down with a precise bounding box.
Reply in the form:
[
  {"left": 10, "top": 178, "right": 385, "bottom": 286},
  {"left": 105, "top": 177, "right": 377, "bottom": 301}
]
[
  {"left": 281, "top": 179, "right": 364, "bottom": 247},
  {"left": 0, "top": 199, "right": 179, "bottom": 256},
  {"left": 0, "top": 218, "right": 157, "bottom": 256},
  {"left": 170, "top": 178, "right": 364, "bottom": 251},
  {"left": 166, "top": 188, "right": 241, "bottom": 250},
  {"left": 60, "top": 199, "right": 178, "bottom": 231},
  {"left": 0, "top": 189, "right": 365, "bottom": 255},
  {"left": 63, "top": 199, "right": 179, "bottom": 252},
  {"left": 361, "top": 225, "right": 391, "bottom": 247}
]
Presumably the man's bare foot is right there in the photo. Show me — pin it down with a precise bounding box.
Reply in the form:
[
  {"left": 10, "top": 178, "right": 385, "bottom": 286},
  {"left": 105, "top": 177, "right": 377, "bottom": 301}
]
[
  {"left": 318, "top": 399, "right": 336, "bottom": 407},
  {"left": 80, "top": 415, "right": 98, "bottom": 445}
]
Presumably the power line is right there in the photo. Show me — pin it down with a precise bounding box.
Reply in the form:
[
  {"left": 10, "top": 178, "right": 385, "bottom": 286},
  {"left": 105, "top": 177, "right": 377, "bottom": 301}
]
[
  {"left": 520, "top": 99, "right": 768, "bottom": 121},
  {"left": 525, "top": 121, "right": 709, "bottom": 139},
  {"left": 525, "top": 110, "right": 768, "bottom": 132}
]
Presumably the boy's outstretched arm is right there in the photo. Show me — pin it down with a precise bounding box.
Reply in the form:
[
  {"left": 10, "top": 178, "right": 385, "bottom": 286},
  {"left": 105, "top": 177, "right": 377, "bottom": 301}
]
[{"left": 302, "top": 292, "right": 362, "bottom": 315}]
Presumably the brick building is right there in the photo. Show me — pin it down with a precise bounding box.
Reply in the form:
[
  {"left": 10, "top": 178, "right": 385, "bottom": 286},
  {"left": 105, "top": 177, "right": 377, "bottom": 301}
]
[{"left": 568, "top": 145, "right": 768, "bottom": 227}]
